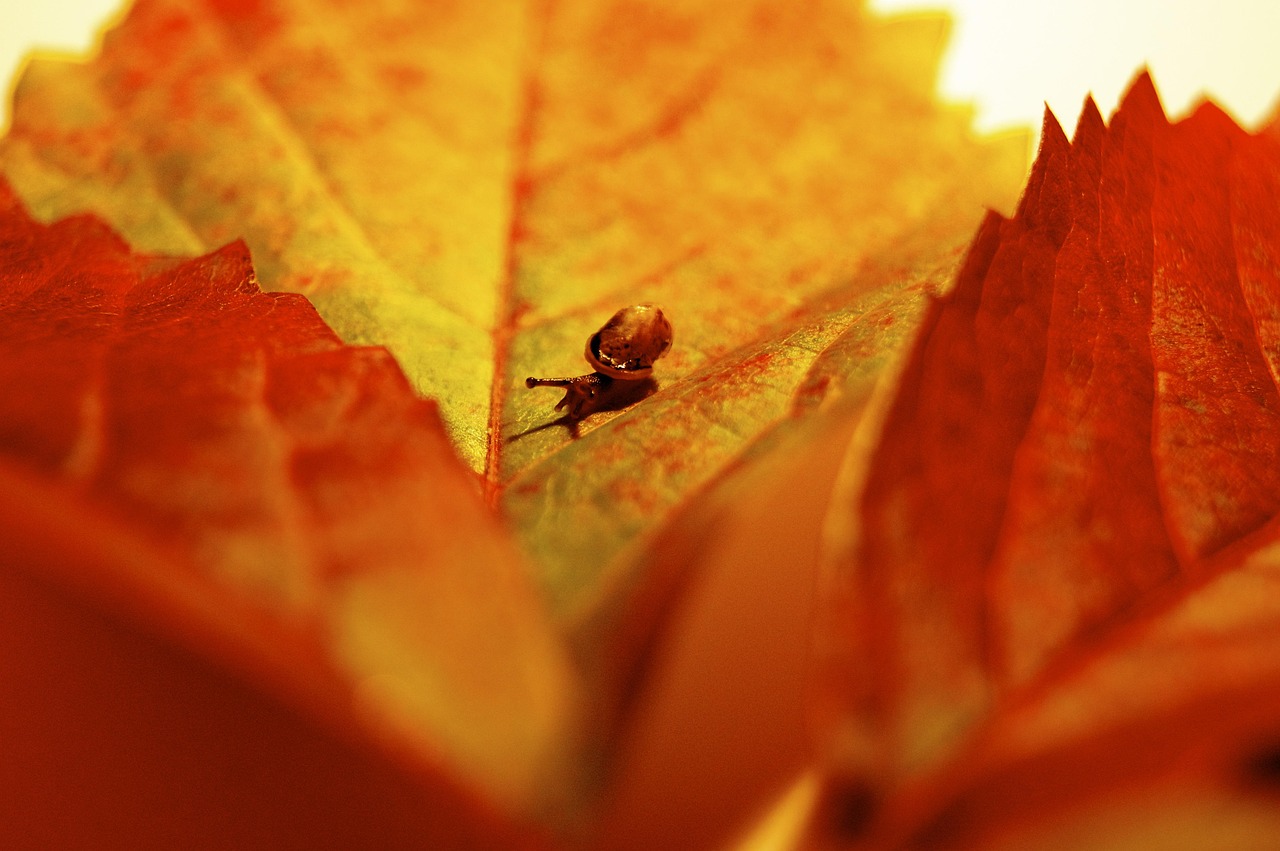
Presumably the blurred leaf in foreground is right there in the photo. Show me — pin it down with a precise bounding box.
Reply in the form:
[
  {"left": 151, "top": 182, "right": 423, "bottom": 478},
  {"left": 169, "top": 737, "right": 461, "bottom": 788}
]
[{"left": 0, "top": 179, "right": 573, "bottom": 846}]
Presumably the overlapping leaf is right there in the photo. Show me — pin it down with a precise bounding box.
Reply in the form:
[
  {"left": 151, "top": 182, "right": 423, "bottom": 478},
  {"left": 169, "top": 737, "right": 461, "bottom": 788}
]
[
  {"left": 0, "top": 180, "right": 575, "bottom": 845},
  {"left": 812, "top": 75, "right": 1280, "bottom": 847},
  {"left": 0, "top": 0, "right": 1026, "bottom": 634}
]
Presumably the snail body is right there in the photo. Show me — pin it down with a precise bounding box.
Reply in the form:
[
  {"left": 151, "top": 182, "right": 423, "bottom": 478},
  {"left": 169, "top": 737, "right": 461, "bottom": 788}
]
[{"left": 526, "top": 304, "right": 672, "bottom": 419}]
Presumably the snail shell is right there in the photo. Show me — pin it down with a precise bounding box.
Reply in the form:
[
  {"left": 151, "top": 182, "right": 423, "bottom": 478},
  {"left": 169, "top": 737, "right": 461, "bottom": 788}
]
[{"left": 585, "top": 304, "right": 673, "bottom": 380}]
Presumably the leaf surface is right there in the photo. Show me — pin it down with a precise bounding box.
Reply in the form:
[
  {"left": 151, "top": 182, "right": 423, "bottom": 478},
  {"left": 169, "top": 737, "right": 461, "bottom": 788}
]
[
  {"left": 0, "top": 179, "right": 575, "bottom": 841},
  {"left": 813, "top": 74, "right": 1280, "bottom": 847},
  {"left": 0, "top": 0, "right": 1027, "bottom": 628}
]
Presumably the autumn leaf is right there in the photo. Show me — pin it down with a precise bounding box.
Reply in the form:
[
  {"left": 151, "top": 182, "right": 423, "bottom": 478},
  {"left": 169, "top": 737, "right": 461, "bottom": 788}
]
[
  {"left": 0, "top": 0, "right": 1039, "bottom": 841},
  {"left": 20, "top": 0, "right": 1280, "bottom": 848},
  {"left": 811, "top": 73, "right": 1280, "bottom": 847},
  {"left": 0, "top": 179, "right": 575, "bottom": 846},
  {"left": 0, "top": 0, "right": 1026, "bottom": 634}
]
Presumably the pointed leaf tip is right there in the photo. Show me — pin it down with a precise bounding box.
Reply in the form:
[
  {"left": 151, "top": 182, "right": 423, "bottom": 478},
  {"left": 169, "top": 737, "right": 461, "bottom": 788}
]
[
  {"left": 1026, "top": 104, "right": 1071, "bottom": 186},
  {"left": 1185, "top": 98, "right": 1247, "bottom": 139},
  {"left": 1073, "top": 95, "right": 1105, "bottom": 144},
  {"left": 1038, "top": 104, "right": 1070, "bottom": 153},
  {"left": 1117, "top": 68, "right": 1166, "bottom": 122},
  {"left": 1015, "top": 106, "right": 1071, "bottom": 222}
]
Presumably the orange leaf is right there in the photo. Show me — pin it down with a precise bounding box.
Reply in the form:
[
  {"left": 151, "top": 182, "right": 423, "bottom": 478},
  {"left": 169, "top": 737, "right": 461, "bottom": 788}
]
[
  {"left": 0, "top": 180, "right": 573, "bottom": 844},
  {"left": 0, "top": 0, "right": 1026, "bottom": 634}
]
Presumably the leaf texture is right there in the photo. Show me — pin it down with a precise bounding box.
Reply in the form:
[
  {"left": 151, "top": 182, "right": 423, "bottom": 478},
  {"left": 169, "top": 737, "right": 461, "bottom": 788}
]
[
  {"left": 0, "top": 0, "right": 1027, "bottom": 630},
  {"left": 814, "top": 73, "right": 1280, "bottom": 847},
  {"left": 0, "top": 180, "right": 575, "bottom": 843}
]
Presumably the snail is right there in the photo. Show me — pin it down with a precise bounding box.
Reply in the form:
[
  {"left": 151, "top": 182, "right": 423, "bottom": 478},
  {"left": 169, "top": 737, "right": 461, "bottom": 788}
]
[{"left": 526, "top": 304, "right": 673, "bottom": 420}]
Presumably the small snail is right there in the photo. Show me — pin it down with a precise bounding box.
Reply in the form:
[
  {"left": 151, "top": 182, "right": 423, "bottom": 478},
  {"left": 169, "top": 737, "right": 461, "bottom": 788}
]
[{"left": 526, "top": 304, "right": 673, "bottom": 420}]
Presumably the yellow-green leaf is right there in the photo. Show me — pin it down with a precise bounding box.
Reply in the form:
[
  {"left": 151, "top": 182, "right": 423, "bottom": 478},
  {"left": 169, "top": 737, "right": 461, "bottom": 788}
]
[{"left": 0, "top": 0, "right": 1026, "bottom": 631}]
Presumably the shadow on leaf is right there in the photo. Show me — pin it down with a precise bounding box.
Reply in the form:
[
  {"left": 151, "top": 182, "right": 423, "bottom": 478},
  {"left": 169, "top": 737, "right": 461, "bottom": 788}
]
[{"left": 508, "top": 377, "right": 659, "bottom": 442}]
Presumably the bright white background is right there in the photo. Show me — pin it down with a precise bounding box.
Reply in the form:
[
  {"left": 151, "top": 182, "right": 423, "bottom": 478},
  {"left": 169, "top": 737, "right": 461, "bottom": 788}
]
[
  {"left": 2, "top": 0, "right": 1279, "bottom": 139},
  {"left": 870, "top": 0, "right": 1280, "bottom": 136}
]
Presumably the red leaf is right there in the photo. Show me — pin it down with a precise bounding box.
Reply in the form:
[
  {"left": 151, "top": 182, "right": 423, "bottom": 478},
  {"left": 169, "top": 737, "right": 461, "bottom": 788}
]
[
  {"left": 816, "top": 72, "right": 1280, "bottom": 845},
  {"left": 0, "top": 180, "right": 570, "bottom": 847}
]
